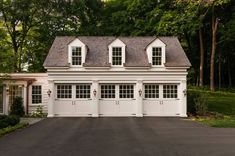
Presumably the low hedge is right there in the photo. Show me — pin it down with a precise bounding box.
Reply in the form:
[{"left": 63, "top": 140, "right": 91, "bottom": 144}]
[{"left": 0, "top": 115, "right": 20, "bottom": 129}]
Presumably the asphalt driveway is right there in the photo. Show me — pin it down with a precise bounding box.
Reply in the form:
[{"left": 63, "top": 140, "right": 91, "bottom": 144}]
[{"left": 0, "top": 118, "right": 235, "bottom": 156}]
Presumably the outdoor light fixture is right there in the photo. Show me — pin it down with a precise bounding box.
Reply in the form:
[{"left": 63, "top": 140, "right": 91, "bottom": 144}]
[
  {"left": 47, "top": 89, "right": 52, "bottom": 97},
  {"left": 6, "top": 86, "right": 9, "bottom": 95},
  {"left": 138, "top": 89, "right": 142, "bottom": 97},
  {"left": 93, "top": 89, "right": 97, "bottom": 97},
  {"left": 183, "top": 89, "right": 187, "bottom": 96}
]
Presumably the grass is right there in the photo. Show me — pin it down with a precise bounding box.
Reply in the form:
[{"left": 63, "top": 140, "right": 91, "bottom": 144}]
[
  {"left": 196, "top": 117, "right": 235, "bottom": 128},
  {"left": 188, "top": 87, "right": 235, "bottom": 127},
  {"left": 0, "top": 122, "right": 28, "bottom": 137}
]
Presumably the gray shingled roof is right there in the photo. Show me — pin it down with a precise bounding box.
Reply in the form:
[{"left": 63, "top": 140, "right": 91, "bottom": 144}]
[{"left": 43, "top": 36, "right": 191, "bottom": 67}]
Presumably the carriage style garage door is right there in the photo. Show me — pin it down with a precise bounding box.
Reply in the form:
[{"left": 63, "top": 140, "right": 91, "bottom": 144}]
[
  {"left": 99, "top": 84, "right": 136, "bottom": 116},
  {"left": 143, "top": 84, "right": 180, "bottom": 116},
  {"left": 54, "top": 84, "right": 92, "bottom": 116}
]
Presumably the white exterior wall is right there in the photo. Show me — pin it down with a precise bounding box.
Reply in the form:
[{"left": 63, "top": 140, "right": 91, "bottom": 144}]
[
  {"left": 46, "top": 68, "right": 188, "bottom": 117},
  {"left": 1, "top": 73, "right": 48, "bottom": 115}
]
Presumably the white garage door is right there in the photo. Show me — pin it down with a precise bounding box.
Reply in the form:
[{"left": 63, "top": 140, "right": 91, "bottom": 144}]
[
  {"left": 99, "top": 84, "right": 136, "bottom": 116},
  {"left": 143, "top": 84, "right": 180, "bottom": 116},
  {"left": 54, "top": 84, "right": 92, "bottom": 116}
]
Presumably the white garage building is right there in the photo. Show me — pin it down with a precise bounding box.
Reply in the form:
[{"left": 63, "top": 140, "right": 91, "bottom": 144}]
[{"left": 0, "top": 36, "right": 191, "bottom": 117}]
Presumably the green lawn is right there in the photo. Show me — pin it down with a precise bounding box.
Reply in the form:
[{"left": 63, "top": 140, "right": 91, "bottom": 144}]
[
  {"left": 188, "top": 88, "right": 235, "bottom": 128},
  {"left": 0, "top": 123, "right": 28, "bottom": 137},
  {"left": 198, "top": 117, "right": 235, "bottom": 128}
]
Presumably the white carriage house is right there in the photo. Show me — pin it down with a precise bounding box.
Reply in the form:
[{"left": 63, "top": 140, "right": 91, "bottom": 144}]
[{"left": 0, "top": 36, "right": 191, "bottom": 117}]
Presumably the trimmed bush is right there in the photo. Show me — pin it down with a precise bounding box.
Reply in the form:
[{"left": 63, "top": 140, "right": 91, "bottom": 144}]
[
  {"left": 10, "top": 96, "right": 25, "bottom": 117},
  {"left": 187, "top": 90, "right": 208, "bottom": 115},
  {"left": 194, "top": 93, "right": 208, "bottom": 116},
  {"left": 0, "top": 115, "right": 20, "bottom": 129}
]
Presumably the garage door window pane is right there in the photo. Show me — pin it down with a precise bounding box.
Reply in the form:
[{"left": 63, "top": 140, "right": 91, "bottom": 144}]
[
  {"left": 57, "top": 85, "right": 72, "bottom": 99},
  {"left": 101, "top": 85, "right": 115, "bottom": 98},
  {"left": 163, "top": 85, "right": 177, "bottom": 98},
  {"left": 76, "top": 84, "right": 90, "bottom": 98},
  {"left": 144, "top": 84, "right": 159, "bottom": 98},
  {"left": 119, "top": 85, "right": 134, "bottom": 98}
]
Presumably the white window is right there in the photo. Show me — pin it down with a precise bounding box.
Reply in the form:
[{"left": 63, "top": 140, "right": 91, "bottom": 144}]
[
  {"left": 9, "top": 85, "right": 23, "bottom": 105},
  {"left": 57, "top": 85, "right": 72, "bottom": 99},
  {"left": 112, "top": 47, "right": 122, "bottom": 65},
  {"left": 144, "top": 84, "right": 159, "bottom": 98},
  {"left": 71, "top": 46, "right": 82, "bottom": 65},
  {"left": 163, "top": 85, "right": 178, "bottom": 98},
  {"left": 152, "top": 47, "right": 162, "bottom": 65},
  {"left": 76, "top": 84, "right": 91, "bottom": 99},
  {"left": 101, "top": 85, "right": 115, "bottom": 99},
  {"left": 32, "top": 85, "right": 42, "bottom": 104},
  {"left": 119, "top": 85, "right": 134, "bottom": 98}
]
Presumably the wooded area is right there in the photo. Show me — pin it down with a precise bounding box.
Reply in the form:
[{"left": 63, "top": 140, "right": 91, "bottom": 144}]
[{"left": 0, "top": 0, "right": 235, "bottom": 91}]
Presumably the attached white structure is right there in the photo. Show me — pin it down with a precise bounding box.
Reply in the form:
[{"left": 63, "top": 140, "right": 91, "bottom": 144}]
[{"left": 0, "top": 36, "right": 191, "bottom": 117}]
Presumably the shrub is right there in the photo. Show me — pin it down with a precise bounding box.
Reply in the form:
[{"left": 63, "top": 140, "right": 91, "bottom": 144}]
[
  {"left": 187, "top": 91, "right": 199, "bottom": 115},
  {"left": 31, "top": 106, "right": 44, "bottom": 118},
  {"left": 187, "top": 91, "right": 208, "bottom": 116},
  {"left": 194, "top": 93, "right": 208, "bottom": 116},
  {"left": 0, "top": 115, "right": 20, "bottom": 129},
  {"left": 10, "top": 96, "right": 25, "bottom": 117}
]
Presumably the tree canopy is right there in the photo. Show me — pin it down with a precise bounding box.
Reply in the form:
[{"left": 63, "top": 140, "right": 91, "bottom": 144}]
[{"left": 0, "top": 0, "right": 235, "bottom": 90}]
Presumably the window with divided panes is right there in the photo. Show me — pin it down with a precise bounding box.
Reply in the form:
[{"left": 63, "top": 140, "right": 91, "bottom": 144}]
[
  {"left": 163, "top": 85, "right": 177, "bottom": 98},
  {"left": 152, "top": 47, "right": 162, "bottom": 65},
  {"left": 76, "top": 84, "right": 91, "bottom": 98},
  {"left": 144, "top": 84, "right": 159, "bottom": 98},
  {"left": 101, "top": 85, "right": 115, "bottom": 98},
  {"left": 119, "top": 85, "right": 134, "bottom": 98},
  {"left": 32, "top": 85, "right": 42, "bottom": 104},
  {"left": 72, "top": 46, "right": 82, "bottom": 65},
  {"left": 112, "top": 47, "right": 122, "bottom": 65},
  {"left": 57, "top": 85, "right": 72, "bottom": 98}
]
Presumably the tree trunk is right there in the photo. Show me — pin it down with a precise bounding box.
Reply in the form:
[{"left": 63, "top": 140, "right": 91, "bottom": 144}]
[
  {"left": 218, "top": 50, "right": 221, "bottom": 89},
  {"left": 210, "top": 6, "right": 218, "bottom": 91},
  {"left": 227, "top": 58, "right": 232, "bottom": 86},
  {"left": 199, "top": 27, "right": 204, "bottom": 87}
]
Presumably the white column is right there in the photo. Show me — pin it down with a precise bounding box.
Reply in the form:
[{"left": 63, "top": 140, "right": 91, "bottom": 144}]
[
  {"left": 5, "top": 85, "right": 9, "bottom": 115},
  {"left": 47, "top": 80, "right": 55, "bottom": 117},
  {"left": 180, "top": 80, "right": 187, "bottom": 117},
  {"left": 136, "top": 80, "right": 143, "bottom": 117},
  {"left": 92, "top": 80, "right": 99, "bottom": 117}
]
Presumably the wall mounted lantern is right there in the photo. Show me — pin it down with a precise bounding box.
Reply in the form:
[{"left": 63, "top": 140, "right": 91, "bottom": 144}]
[
  {"left": 47, "top": 89, "right": 52, "bottom": 97},
  {"left": 138, "top": 89, "right": 142, "bottom": 97},
  {"left": 93, "top": 89, "right": 97, "bottom": 97},
  {"left": 183, "top": 89, "right": 187, "bottom": 96}
]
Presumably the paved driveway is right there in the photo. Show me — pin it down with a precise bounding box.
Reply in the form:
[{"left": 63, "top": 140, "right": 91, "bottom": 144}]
[{"left": 0, "top": 118, "right": 235, "bottom": 156}]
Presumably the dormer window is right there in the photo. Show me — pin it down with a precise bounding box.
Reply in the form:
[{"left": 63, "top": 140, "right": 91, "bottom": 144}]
[
  {"left": 68, "top": 38, "right": 87, "bottom": 67},
  {"left": 152, "top": 47, "right": 162, "bottom": 65},
  {"left": 72, "top": 46, "right": 82, "bottom": 65},
  {"left": 108, "top": 38, "right": 126, "bottom": 67},
  {"left": 146, "top": 38, "right": 166, "bottom": 67},
  {"left": 112, "top": 47, "right": 122, "bottom": 65}
]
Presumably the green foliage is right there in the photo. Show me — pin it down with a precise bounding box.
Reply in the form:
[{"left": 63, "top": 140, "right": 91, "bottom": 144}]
[
  {"left": 0, "top": 122, "right": 28, "bottom": 137},
  {"left": 197, "top": 116, "right": 235, "bottom": 128},
  {"left": 194, "top": 93, "right": 208, "bottom": 115},
  {"left": 0, "top": 0, "right": 235, "bottom": 87},
  {"left": 10, "top": 97, "right": 25, "bottom": 117},
  {"left": 0, "top": 115, "right": 20, "bottom": 129},
  {"left": 31, "top": 106, "right": 44, "bottom": 118}
]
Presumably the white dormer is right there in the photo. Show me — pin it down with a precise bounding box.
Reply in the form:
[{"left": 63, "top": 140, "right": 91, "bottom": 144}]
[
  {"left": 108, "top": 38, "right": 126, "bottom": 67},
  {"left": 146, "top": 38, "right": 166, "bottom": 67},
  {"left": 68, "top": 38, "right": 87, "bottom": 67}
]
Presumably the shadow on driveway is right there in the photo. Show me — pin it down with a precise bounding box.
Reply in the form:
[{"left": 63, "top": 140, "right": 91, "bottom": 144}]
[{"left": 0, "top": 117, "right": 235, "bottom": 156}]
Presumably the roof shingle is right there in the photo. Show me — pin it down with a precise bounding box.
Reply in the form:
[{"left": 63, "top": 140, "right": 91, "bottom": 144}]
[{"left": 43, "top": 36, "right": 191, "bottom": 67}]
